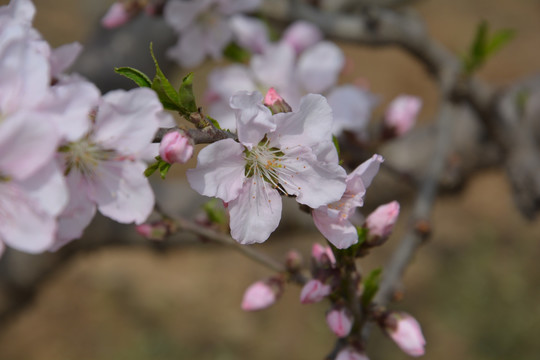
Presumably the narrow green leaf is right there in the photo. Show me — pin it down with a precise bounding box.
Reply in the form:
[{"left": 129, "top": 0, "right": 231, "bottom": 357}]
[
  {"left": 332, "top": 135, "right": 341, "bottom": 158},
  {"left": 159, "top": 161, "right": 172, "bottom": 179},
  {"left": 149, "top": 43, "right": 183, "bottom": 111},
  {"left": 207, "top": 115, "right": 223, "bottom": 130},
  {"left": 223, "top": 42, "right": 250, "bottom": 63},
  {"left": 471, "top": 21, "right": 489, "bottom": 60},
  {"left": 361, "top": 268, "right": 382, "bottom": 307},
  {"left": 152, "top": 78, "right": 182, "bottom": 111},
  {"left": 178, "top": 72, "right": 197, "bottom": 113},
  {"left": 144, "top": 161, "right": 159, "bottom": 177},
  {"left": 485, "top": 29, "right": 515, "bottom": 57},
  {"left": 114, "top": 67, "right": 152, "bottom": 88}
]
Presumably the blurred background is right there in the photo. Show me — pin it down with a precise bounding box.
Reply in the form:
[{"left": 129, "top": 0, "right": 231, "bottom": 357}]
[{"left": 1, "top": 0, "right": 540, "bottom": 359}]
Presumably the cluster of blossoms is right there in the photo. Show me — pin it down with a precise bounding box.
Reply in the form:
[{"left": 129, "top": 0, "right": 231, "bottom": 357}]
[{"left": 0, "top": 0, "right": 173, "bottom": 255}]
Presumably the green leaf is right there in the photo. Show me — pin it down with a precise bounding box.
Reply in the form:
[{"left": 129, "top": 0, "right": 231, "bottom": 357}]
[
  {"left": 332, "top": 135, "right": 341, "bottom": 158},
  {"left": 223, "top": 42, "right": 251, "bottom": 63},
  {"left": 144, "top": 161, "right": 159, "bottom": 177},
  {"left": 202, "top": 199, "right": 227, "bottom": 224},
  {"left": 178, "top": 72, "right": 197, "bottom": 113},
  {"left": 159, "top": 161, "right": 172, "bottom": 179},
  {"left": 206, "top": 115, "right": 223, "bottom": 130},
  {"left": 149, "top": 43, "right": 184, "bottom": 113},
  {"left": 361, "top": 268, "right": 382, "bottom": 307},
  {"left": 114, "top": 67, "right": 152, "bottom": 88},
  {"left": 485, "top": 29, "right": 515, "bottom": 57}
]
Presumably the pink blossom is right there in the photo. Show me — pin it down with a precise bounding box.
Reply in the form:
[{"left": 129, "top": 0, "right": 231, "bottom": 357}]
[
  {"left": 264, "top": 87, "right": 292, "bottom": 114},
  {"left": 300, "top": 279, "right": 332, "bottom": 304},
  {"left": 188, "top": 91, "right": 346, "bottom": 244},
  {"left": 101, "top": 2, "right": 131, "bottom": 29},
  {"left": 365, "top": 201, "right": 400, "bottom": 239},
  {"left": 327, "top": 85, "right": 378, "bottom": 136},
  {"left": 336, "top": 347, "right": 369, "bottom": 360},
  {"left": 313, "top": 155, "right": 384, "bottom": 249},
  {"left": 326, "top": 307, "right": 353, "bottom": 337},
  {"left": 386, "top": 312, "right": 426, "bottom": 357},
  {"left": 230, "top": 15, "right": 268, "bottom": 54},
  {"left": 385, "top": 95, "right": 422, "bottom": 136},
  {"left": 159, "top": 131, "right": 194, "bottom": 164},
  {"left": 282, "top": 21, "right": 322, "bottom": 54},
  {"left": 312, "top": 243, "right": 336, "bottom": 266},
  {"left": 241, "top": 281, "right": 277, "bottom": 311}
]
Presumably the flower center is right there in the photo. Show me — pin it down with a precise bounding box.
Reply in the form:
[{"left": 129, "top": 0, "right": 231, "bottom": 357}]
[
  {"left": 61, "top": 138, "right": 114, "bottom": 177},
  {"left": 244, "top": 140, "right": 285, "bottom": 188}
]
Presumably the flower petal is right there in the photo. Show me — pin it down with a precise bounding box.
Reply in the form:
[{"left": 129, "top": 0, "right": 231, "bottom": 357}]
[
  {"left": 230, "top": 91, "right": 274, "bottom": 149},
  {"left": 167, "top": 26, "right": 206, "bottom": 68},
  {"left": 205, "top": 16, "right": 233, "bottom": 60},
  {"left": 313, "top": 207, "right": 358, "bottom": 249},
  {"left": 297, "top": 41, "right": 344, "bottom": 93},
  {"left": 327, "top": 85, "right": 378, "bottom": 134},
  {"left": 164, "top": 0, "right": 212, "bottom": 32},
  {"left": 228, "top": 178, "right": 282, "bottom": 244},
  {"left": 49, "top": 42, "right": 82, "bottom": 78},
  {"left": 251, "top": 42, "right": 295, "bottom": 90},
  {"left": 187, "top": 139, "right": 246, "bottom": 202},
  {"left": 230, "top": 15, "right": 269, "bottom": 53}
]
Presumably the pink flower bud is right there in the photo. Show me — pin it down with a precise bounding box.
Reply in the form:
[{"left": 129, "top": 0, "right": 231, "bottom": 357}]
[
  {"left": 385, "top": 95, "right": 422, "bottom": 136},
  {"left": 336, "top": 347, "right": 369, "bottom": 360},
  {"left": 282, "top": 21, "right": 323, "bottom": 54},
  {"left": 300, "top": 279, "right": 332, "bottom": 304},
  {"left": 365, "top": 201, "right": 400, "bottom": 240},
  {"left": 159, "top": 131, "right": 194, "bottom": 164},
  {"left": 385, "top": 312, "right": 426, "bottom": 357},
  {"left": 285, "top": 250, "right": 303, "bottom": 272},
  {"left": 312, "top": 243, "right": 336, "bottom": 266},
  {"left": 326, "top": 307, "right": 353, "bottom": 337},
  {"left": 264, "top": 88, "right": 292, "bottom": 114},
  {"left": 101, "top": 3, "right": 131, "bottom": 29},
  {"left": 241, "top": 281, "right": 277, "bottom": 311},
  {"left": 135, "top": 221, "right": 171, "bottom": 241}
]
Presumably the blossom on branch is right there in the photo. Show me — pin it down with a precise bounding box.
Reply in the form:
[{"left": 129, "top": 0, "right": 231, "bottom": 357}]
[{"left": 188, "top": 91, "right": 346, "bottom": 244}]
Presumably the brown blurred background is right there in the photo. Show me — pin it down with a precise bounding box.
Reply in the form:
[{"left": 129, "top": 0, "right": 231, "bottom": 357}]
[{"left": 1, "top": 0, "right": 540, "bottom": 359}]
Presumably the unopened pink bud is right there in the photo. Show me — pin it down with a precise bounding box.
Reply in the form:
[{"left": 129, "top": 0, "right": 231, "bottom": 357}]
[
  {"left": 312, "top": 243, "right": 336, "bottom": 266},
  {"left": 300, "top": 279, "right": 332, "bottom": 304},
  {"left": 159, "top": 131, "right": 194, "bottom": 164},
  {"left": 135, "top": 222, "right": 168, "bottom": 241},
  {"left": 336, "top": 347, "right": 369, "bottom": 360},
  {"left": 385, "top": 95, "right": 422, "bottom": 136},
  {"left": 365, "top": 201, "right": 400, "bottom": 240},
  {"left": 386, "top": 312, "right": 426, "bottom": 357},
  {"left": 282, "top": 21, "right": 323, "bottom": 54},
  {"left": 241, "top": 281, "right": 277, "bottom": 311},
  {"left": 326, "top": 307, "right": 353, "bottom": 337},
  {"left": 101, "top": 3, "right": 131, "bottom": 29},
  {"left": 285, "top": 250, "right": 303, "bottom": 272},
  {"left": 264, "top": 88, "right": 292, "bottom": 114}
]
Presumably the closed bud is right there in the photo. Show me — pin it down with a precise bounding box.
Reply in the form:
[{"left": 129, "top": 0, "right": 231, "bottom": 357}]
[
  {"left": 241, "top": 281, "right": 277, "bottom": 311},
  {"left": 384, "top": 312, "right": 426, "bottom": 357},
  {"left": 135, "top": 220, "right": 171, "bottom": 241},
  {"left": 365, "top": 201, "right": 400, "bottom": 245},
  {"left": 282, "top": 21, "right": 323, "bottom": 54},
  {"left": 336, "top": 347, "right": 369, "bottom": 360},
  {"left": 326, "top": 306, "right": 353, "bottom": 337},
  {"left": 300, "top": 279, "right": 332, "bottom": 304},
  {"left": 101, "top": 3, "right": 132, "bottom": 29},
  {"left": 312, "top": 243, "right": 336, "bottom": 267},
  {"left": 384, "top": 95, "right": 422, "bottom": 136},
  {"left": 264, "top": 88, "right": 292, "bottom": 114},
  {"left": 159, "top": 130, "right": 194, "bottom": 164},
  {"left": 285, "top": 250, "right": 303, "bottom": 273}
]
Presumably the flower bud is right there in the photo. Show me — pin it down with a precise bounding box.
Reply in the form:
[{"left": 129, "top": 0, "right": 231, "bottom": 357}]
[
  {"left": 384, "top": 312, "right": 426, "bottom": 357},
  {"left": 300, "top": 279, "right": 332, "bottom": 304},
  {"left": 241, "top": 281, "right": 277, "bottom": 311},
  {"left": 264, "top": 88, "right": 292, "bottom": 114},
  {"left": 285, "top": 250, "right": 303, "bottom": 273},
  {"left": 101, "top": 3, "right": 132, "bottom": 29},
  {"left": 282, "top": 21, "right": 323, "bottom": 54},
  {"left": 384, "top": 95, "right": 422, "bottom": 136},
  {"left": 336, "top": 347, "right": 369, "bottom": 360},
  {"left": 312, "top": 243, "right": 336, "bottom": 267},
  {"left": 326, "top": 306, "right": 353, "bottom": 337},
  {"left": 135, "top": 221, "right": 169, "bottom": 241},
  {"left": 159, "top": 131, "right": 194, "bottom": 164},
  {"left": 365, "top": 201, "right": 400, "bottom": 244}
]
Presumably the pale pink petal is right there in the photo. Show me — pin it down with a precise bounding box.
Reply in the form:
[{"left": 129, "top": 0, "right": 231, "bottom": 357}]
[
  {"left": 313, "top": 207, "right": 358, "bottom": 249},
  {"left": 365, "top": 201, "right": 400, "bottom": 238},
  {"left": 326, "top": 307, "right": 353, "bottom": 337},
  {"left": 387, "top": 313, "right": 426, "bottom": 357},
  {"left": 0, "top": 111, "right": 59, "bottom": 180},
  {"left": 53, "top": 170, "right": 97, "bottom": 249},
  {"left": 49, "top": 42, "right": 82, "bottom": 78},
  {"left": 230, "top": 91, "right": 274, "bottom": 149},
  {"left": 164, "top": 0, "right": 212, "bottom": 32},
  {"left": 230, "top": 15, "right": 269, "bottom": 53},
  {"left": 90, "top": 160, "right": 154, "bottom": 224},
  {"left": 312, "top": 243, "right": 336, "bottom": 265},
  {"left": 348, "top": 154, "right": 384, "bottom": 193},
  {"left": 300, "top": 279, "right": 331, "bottom": 304},
  {"left": 0, "top": 0, "right": 35, "bottom": 24},
  {"left": 270, "top": 94, "right": 334, "bottom": 149},
  {"left": 251, "top": 42, "right": 295, "bottom": 89},
  {"left": 327, "top": 85, "right": 378, "bottom": 134},
  {"left": 297, "top": 41, "right": 344, "bottom": 93},
  {"left": 207, "top": 65, "right": 257, "bottom": 101},
  {"left": 282, "top": 21, "right": 322, "bottom": 54},
  {"left": 167, "top": 26, "right": 206, "bottom": 68},
  {"left": 205, "top": 16, "right": 233, "bottom": 60},
  {"left": 385, "top": 95, "right": 422, "bottom": 136},
  {"left": 217, "top": 0, "right": 262, "bottom": 15},
  {"left": 93, "top": 88, "right": 162, "bottom": 155},
  {"left": 228, "top": 178, "right": 282, "bottom": 244},
  {"left": 208, "top": 99, "right": 237, "bottom": 130},
  {"left": 241, "top": 281, "right": 276, "bottom": 311},
  {"left": 42, "top": 74, "right": 100, "bottom": 141},
  {"left": 101, "top": 3, "right": 131, "bottom": 29},
  {"left": 336, "top": 348, "right": 369, "bottom": 360},
  {"left": 187, "top": 139, "right": 246, "bottom": 202}
]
